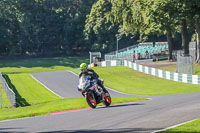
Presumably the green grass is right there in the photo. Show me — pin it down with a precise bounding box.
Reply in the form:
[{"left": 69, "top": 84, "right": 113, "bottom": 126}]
[
  {"left": 0, "top": 57, "right": 148, "bottom": 121},
  {"left": 160, "top": 119, "right": 200, "bottom": 133},
  {"left": 193, "top": 64, "right": 200, "bottom": 75},
  {"left": 158, "top": 65, "right": 176, "bottom": 72},
  {"left": 75, "top": 67, "right": 200, "bottom": 96},
  {"left": 0, "top": 82, "right": 13, "bottom": 108},
  {"left": 0, "top": 56, "right": 89, "bottom": 74},
  {"left": 4, "top": 73, "right": 60, "bottom": 107},
  {"left": 0, "top": 56, "right": 89, "bottom": 107},
  {"left": 158, "top": 64, "right": 200, "bottom": 75},
  {"left": 0, "top": 88, "right": 12, "bottom": 108},
  {"left": 0, "top": 97, "right": 147, "bottom": 121}
]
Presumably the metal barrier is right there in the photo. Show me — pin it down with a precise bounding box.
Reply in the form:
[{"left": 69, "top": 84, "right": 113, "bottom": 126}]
[
  {"left": 176, "top": 51, "right": 193, "bottom": 74},
  {"left": 0, "top": 94, "right": 1, "bottom": 108},
  {"left": 0, "top": 72, "right": 16, "bottom": 106},
  {"left": 172, "top": 42, "right": 196, "bottom": 62}
]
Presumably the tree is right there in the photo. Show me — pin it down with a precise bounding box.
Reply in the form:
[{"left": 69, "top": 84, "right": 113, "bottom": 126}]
[
  {"left": 0, "top": 0, "right": 21, "bottom": 55},
  {"left": 186, "top": 0, "right": 200, "bottom": 63},
  {"left": 105, "top": 0, "right": 200, "bottom": 60},
  {"left": 84, "top": 0, "right": 118, "bottom": 52},
  {"left": 0, "top": 0, "right": 96, "bottom": 56},
  {"left": 106, "top": 0, "right": 177, "bottom": 59}
]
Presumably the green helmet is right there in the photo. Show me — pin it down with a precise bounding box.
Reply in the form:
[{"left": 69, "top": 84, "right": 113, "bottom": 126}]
[{"left": 80, "top": 63, "right": 87, "bottom": 69}]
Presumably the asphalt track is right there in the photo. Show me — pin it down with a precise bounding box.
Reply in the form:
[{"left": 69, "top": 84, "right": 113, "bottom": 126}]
[
  {"left": 31, "top": 71, "right": 137, "bottom": 98},
  {"left": 1, "top": 71, "right": 200, "bottom": 133}
]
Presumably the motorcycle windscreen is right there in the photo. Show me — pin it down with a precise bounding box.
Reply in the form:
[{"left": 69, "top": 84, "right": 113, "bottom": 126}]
[{"left": 78, "top": 75, "right": 91, "bottom": 90}]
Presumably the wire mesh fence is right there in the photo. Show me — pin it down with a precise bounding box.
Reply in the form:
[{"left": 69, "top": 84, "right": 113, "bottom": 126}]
[
  {"left": 176, "top": 51, "right": 193, "bottom": 74},
  {"left": 189, "top": 42, "right": 196, "bottom": 63},
  {"left": 0, "top": 72, "right": 16, "bottom": 107},
  {"left": 172, "top": 42, "right": 196, "bottom": 62}
]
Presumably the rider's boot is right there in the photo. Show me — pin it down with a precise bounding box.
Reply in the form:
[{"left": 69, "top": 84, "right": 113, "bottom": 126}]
[{"left": 98, "top": 81, "right": 108, "bottom": 93}]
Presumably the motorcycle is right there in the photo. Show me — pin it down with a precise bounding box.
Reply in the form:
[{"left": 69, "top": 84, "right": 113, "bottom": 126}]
[{"left": 78, "top": 75, "right": 111, "bottom": 108}]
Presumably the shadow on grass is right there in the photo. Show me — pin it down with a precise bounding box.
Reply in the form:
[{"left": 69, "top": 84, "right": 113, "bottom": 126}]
[
  {"left": 3, "top": 75, "right": 30, "bottom": 107},
  {"left": 0, "top": 56, "right": 89, "bottom": 68}
]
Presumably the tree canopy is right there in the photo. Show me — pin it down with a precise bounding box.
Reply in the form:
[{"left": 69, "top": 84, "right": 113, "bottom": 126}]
[
  {"left": 1, "top": 0, "right": 200, "bottom": 59},
  {"left": 0, "top": 0, "right": 95, "bottom": 56},
  {"left": 94, "top": 0, "right": 200, "bottom": 59}
]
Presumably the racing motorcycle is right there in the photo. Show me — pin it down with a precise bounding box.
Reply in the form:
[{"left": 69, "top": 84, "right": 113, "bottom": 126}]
[{"left": 78, "top": 75, "right": 111, "bottom": 108}]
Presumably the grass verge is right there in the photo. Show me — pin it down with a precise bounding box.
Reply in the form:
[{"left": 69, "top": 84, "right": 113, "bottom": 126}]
[
  {"left": 0, "top": 56, "right": 89, "bottom": 74},
  {"left": 0, "top": 97, "right": 147, "bottom": 121},
  {"left": 75, "top": 66, "right": 200, "bottom": 96},
  {"left": 4, "top": 73, "right": 60, "bottom": 107},
  {"left": 0, "top": 88, "right": 12, "bottom": 108},
  {"left": 160, "top": 118, "right": 200, "bottom": 133},
  {"left": 0, "top": 83, "right": 12, "bottom": 108},
  {"left": 0, "top": 57, "right": 148, "bottom": 121},
  {"left": 158, "top": 64, "right": 200, "bottom": 75},
  {"left": 0, "top": 56, "right": 89, "bottom": 107}
]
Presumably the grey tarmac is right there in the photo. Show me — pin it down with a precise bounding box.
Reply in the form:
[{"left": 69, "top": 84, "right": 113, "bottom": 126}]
[
  {"left": 31, "top": 71, "right": 138, "bottom": 98},
  {"left": 1, "top": 71, "right": 200, "bottom": 133}
]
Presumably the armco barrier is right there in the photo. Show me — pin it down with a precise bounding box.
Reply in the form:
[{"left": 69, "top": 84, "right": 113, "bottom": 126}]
[
  {"left": 0, "top": 72, "right": 16, "bottom": 106},
  {"left": 0, "top": 94, "right": 1, "bottom": 108},
  {"left": 98, "top": 60, "right": 200, "bottom": 85}
]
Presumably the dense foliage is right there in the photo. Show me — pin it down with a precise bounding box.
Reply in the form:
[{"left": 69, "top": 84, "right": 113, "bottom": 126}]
[
  {"left": 1, "top": 0, "right": 200, "bottom": 59},
  {"left": 0, "top": 0, "right": 95, "bottom": 56},
  {"left": 85, "top": 0, "right": 200, "bottom": 60}
]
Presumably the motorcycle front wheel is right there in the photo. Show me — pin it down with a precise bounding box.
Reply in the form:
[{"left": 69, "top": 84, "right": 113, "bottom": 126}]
[
  {"left": 86, "top": 91, "right": 97, "bottom": 109},
  {"left": 102, "top": 91, "right": 111, "bottom": 107}
]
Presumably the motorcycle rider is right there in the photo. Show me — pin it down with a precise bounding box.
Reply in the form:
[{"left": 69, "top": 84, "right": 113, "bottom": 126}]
[{"left": 78, "top": 63, "right": 107, "bottom": 96}]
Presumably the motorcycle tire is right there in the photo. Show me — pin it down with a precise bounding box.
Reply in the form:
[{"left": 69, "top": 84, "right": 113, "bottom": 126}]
[
  {"left": 102, "top": 91, "right": 111, "bottom": 107},
  {"left": 86, "top": 91, "right": 97, "bottom": 109}
]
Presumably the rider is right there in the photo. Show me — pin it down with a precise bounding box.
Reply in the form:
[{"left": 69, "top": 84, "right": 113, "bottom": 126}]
[{"left": 78, "top": 63, "right": 106, "bottom": 95}]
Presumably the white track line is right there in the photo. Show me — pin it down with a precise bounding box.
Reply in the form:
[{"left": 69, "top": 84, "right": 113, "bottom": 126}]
[
  {"left": 105, "top": 86, "right": 134, "bottom": 96},
  {"left": 0, "top": 71, "right": 149, "bottom": 122},
  {"left": 0, "top": 115, "right": 45, "bottom": 123},
  {"left": 152, "top": 118, "right": 199, "bottom": 133},
  {"left": 29, "top": 74, "right": 63, "bottom": 98},
  {"left": 67, "top": 70, "right": 79, "bottom": 76}
]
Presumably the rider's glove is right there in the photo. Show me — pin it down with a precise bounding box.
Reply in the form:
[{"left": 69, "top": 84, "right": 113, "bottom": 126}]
[{"left": 77, "top": 87, "right": 82, "bottom": 92}]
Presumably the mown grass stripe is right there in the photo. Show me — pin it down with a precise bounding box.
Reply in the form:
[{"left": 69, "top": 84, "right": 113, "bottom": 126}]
[{"left": 6, "top": 73, "right": 60, "bottom": 107}]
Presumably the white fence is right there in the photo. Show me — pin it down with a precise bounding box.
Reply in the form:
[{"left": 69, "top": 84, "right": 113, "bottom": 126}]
[{"left": 98, "top": 60, "right": 200, "bottom": 85}]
